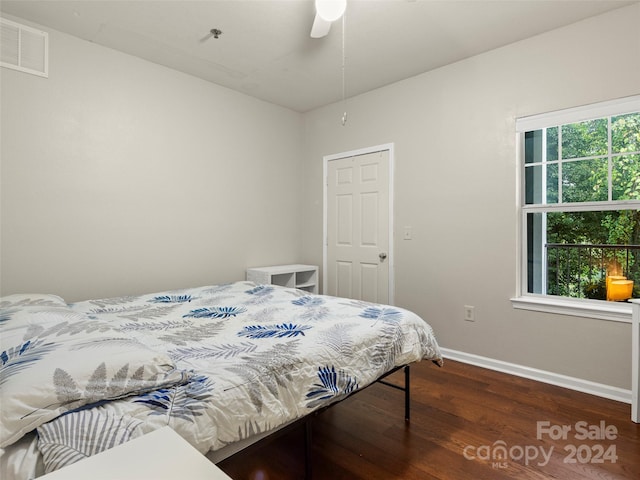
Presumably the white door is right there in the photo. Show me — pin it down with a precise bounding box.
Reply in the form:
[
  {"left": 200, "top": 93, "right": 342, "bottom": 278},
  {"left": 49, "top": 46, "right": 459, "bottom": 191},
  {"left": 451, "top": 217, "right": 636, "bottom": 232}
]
[{"left": 326, "top": 149, "right": 391, "bottom": 303}]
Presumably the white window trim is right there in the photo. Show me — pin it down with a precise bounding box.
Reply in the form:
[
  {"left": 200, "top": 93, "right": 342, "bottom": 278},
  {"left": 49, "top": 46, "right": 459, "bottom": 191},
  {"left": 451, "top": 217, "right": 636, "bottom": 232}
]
[
  {"left": 515, "top": 96, "right": 640, "bottom": 133},
  {"left": 511, "top": 295, "right": 632, "bottom": 323},
  {"left": 512, "top": 95, "right": 640, "bottom": 323}
]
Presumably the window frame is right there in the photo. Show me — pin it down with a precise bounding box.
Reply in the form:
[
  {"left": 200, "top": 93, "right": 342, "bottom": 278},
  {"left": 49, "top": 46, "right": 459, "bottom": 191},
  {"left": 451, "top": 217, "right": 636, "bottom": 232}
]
[{"left": 512, "top": 95, "right": 640, "bottom": 323}]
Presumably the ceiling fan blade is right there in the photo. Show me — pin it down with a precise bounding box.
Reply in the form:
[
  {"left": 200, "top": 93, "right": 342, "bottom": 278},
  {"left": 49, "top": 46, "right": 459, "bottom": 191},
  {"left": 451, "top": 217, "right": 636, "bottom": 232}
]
[{"left": 310, "top": 14, "right": 332, "bottom": 38}]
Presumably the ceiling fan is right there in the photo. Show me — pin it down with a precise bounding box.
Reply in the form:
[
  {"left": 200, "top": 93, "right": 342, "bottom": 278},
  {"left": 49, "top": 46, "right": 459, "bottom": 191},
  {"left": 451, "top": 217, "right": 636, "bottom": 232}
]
[{"left": 310, "top": 0, "right": 347, "bottom": 38}]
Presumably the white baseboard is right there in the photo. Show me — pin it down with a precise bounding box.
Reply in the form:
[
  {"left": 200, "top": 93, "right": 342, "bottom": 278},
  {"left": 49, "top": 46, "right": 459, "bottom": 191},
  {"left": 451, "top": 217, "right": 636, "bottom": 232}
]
[{"left": 440, "top": 347, "right": 632, "bottom": 405}]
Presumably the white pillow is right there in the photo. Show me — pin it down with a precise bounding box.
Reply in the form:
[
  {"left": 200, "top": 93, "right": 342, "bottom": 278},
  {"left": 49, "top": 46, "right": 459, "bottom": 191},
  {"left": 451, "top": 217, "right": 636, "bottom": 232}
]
[{"left": 0, "top": 293, "right": 67, "bottom": 309}]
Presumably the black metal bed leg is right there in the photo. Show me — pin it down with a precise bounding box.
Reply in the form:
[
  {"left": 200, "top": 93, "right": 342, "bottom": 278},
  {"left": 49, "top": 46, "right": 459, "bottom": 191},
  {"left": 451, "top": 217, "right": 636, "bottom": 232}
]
[
  {"left": 304, "top": 416, "right": 313, "bottom": 480},
  {"left": 404, "top": 365, "right": 411, "bottom": 422},
  {"left": 377, "top": 364, "right": 412, "bottom": 421}
]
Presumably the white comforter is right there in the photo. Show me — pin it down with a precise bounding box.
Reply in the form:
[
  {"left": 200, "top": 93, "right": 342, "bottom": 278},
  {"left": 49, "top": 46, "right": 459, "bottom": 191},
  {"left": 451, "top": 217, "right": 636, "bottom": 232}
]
[{"left": 1, "top": 282, "right": 442, "bottom": 478}]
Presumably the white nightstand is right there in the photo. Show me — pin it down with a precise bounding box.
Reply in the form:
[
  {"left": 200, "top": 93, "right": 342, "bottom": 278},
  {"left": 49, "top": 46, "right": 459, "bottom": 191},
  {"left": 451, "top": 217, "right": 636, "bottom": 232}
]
[
  {"left": 40, "top": 427, "right": 232, "bottom": 479},
  {"left": 247, "top": 264, "right": 319, "bottom": 294}
]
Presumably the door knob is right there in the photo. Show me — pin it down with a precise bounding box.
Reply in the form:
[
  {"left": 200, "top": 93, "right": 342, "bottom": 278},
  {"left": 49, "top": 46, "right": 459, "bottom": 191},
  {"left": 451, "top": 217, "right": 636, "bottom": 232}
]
[{"left": 379, "top": 252, "right": 387, "bottom": 260}]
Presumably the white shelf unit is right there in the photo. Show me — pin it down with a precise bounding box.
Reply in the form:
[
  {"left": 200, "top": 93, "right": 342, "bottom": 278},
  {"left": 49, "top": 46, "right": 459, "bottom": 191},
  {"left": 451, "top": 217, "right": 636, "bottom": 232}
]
[{"left": 246, "top": 264, "right": 319, "bottom": 294}]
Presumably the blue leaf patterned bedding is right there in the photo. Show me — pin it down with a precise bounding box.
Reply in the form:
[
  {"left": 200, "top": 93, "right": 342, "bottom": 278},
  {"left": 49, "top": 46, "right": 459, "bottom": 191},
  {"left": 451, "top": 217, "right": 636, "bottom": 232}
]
[
  {"left": 0, "top": 294, "right": 189, "bottom": 449},
  {"left": 0, "top": 282, "right": 442, "bottom": 479}
]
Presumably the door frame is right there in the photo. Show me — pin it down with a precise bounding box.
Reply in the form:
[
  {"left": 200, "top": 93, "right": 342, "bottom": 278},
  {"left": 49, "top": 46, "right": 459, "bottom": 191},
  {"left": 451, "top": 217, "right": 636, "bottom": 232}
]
[{"left": 322, "top": 143, "right": 395, "bottom": 305}]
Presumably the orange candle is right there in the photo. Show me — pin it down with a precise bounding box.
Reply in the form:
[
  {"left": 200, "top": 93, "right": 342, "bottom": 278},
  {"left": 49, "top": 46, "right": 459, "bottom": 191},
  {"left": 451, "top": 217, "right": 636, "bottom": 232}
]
[
  {"left": 606, "top": 275, "right": 627, "bottom": 301},
  {"left": 608, "top": 280, "right": 634, "bottom": 301}
]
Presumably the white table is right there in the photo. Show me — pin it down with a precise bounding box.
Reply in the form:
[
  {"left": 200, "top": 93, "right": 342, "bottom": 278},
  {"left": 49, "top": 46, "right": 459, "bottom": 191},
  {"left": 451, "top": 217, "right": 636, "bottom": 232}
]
[{"left": 40, "top": 427, "right": 233, "bottom": 479}]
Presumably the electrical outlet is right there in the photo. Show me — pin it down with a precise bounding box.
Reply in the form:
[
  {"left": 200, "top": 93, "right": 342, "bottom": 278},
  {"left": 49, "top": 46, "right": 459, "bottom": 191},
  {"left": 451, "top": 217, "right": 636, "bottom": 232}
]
[{"left": 464, "top": 305, "right": 475, "bottom": 322}]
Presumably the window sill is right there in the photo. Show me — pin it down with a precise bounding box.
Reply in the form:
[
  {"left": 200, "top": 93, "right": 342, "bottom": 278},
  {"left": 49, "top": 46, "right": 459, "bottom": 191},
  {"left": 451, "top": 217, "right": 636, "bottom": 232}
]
[{"left": 511, "top": 295, "right": 632, "bottom": 323}]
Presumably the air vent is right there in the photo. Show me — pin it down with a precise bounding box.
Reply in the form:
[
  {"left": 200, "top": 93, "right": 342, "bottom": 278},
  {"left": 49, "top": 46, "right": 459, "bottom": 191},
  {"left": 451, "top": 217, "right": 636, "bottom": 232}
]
[{"left": 1, "top": 17, "right": 48, "bottom": 78}]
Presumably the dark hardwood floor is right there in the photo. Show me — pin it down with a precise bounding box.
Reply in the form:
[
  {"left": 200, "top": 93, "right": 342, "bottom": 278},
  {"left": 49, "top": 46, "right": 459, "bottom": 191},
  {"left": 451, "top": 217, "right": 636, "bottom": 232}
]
[{"left": 218, "top": 359, "right": 640, "bottom": 480}]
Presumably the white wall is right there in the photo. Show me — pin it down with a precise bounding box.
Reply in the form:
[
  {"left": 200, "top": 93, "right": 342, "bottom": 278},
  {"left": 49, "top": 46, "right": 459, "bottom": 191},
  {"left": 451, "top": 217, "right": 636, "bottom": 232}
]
[
  {"left": 301, "top": 4, "right": 640, "bottom": 389},
  {"left": 0, "top": 19, "right": 304, "bottom": 302},
  {"left": 2, "top": 5, "right": 638, "bottom": 391}
]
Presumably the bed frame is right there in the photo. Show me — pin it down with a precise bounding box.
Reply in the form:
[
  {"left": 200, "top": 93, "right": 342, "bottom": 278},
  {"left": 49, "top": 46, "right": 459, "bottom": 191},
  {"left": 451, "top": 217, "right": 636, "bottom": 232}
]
[
  {"left": 210, "top": 365, "right": 412, "bottom": 479},
  {"left": 303, "top": 365, "right": 411, "bottom": 479}
]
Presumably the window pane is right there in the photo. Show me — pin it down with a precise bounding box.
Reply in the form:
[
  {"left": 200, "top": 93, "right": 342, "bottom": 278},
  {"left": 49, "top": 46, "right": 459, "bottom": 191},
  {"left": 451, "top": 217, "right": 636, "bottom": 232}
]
[
  {"left": 562, "top": 158, "right": 608, "bottom": 203},
  {"left": 525, "top": 130, "right": 543, "bottom": 164},
  {"left": 612, "top": 154, "right": 640, "bottom": 200},
  {"left": 525, "top": 165, "right": 543, "bottom": 204},
  {"left": 547, "top": 126, "right": 558, "bottom": 161},
  {"left": 546, "top": 163, "right": 558, "bottom": 204},
  {"left": 561, "top": 119, "right": 608, "bottom": 159},
  {"left": 612, "top": 113, "right": 640, "bottom": 154},
  {"left": 521, "top": 102, "right": 640, "bottom": 303},
  {"left": 545, "top": 210, "right": 640, "bottom": 300}
]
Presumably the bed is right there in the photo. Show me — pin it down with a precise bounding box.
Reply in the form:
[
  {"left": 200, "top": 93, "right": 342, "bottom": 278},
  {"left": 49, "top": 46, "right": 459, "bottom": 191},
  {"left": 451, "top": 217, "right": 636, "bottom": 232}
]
[{"left": 0, "top": 281, "right": 443, "bottom": 479}]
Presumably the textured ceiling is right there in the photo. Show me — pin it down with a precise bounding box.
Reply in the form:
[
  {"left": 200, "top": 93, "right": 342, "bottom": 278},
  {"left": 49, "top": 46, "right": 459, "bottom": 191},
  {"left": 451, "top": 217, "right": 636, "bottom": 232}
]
[{"left": 1, "top": 0, "right": 635, "bottom": 112}]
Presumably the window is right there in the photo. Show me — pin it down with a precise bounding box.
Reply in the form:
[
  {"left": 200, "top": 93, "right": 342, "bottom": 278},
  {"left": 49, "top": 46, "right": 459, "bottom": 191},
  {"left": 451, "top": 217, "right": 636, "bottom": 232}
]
[{"left": 517, "top": 96, "right": 640, "bottom": 313}]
